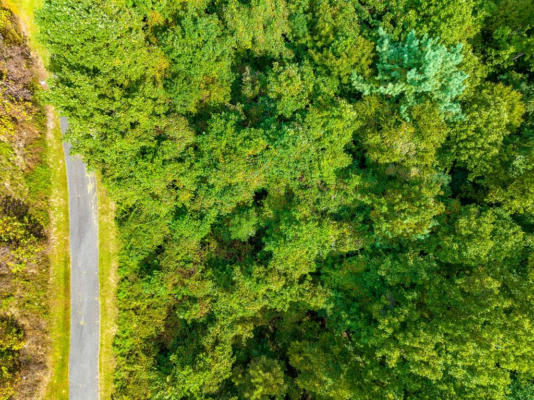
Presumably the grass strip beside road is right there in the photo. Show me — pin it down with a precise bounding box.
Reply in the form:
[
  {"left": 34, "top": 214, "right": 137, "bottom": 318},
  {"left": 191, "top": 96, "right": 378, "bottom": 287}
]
[
  {"left": 44, "top": 110, "right": 70, "bottom": 400},
  {"left": 97, "top": 175, "right": 119, "bottom": 400}
]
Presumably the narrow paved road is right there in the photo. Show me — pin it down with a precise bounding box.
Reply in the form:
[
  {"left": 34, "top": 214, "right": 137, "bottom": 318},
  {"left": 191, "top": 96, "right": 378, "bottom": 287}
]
[{"left": 61, "top": 117, "right": 100, "bottom": 400}]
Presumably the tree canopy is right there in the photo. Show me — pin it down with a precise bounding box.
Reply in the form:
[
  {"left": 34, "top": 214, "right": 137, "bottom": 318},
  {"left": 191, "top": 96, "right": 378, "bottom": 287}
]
[{"left": 37, "top": 0, "right": 534, "bottom": 398}]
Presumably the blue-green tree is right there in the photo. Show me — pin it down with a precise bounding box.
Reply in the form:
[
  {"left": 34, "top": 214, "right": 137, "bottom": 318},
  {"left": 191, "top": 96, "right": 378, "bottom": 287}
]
[{"left": 352, "top": 28, "right": 467, "bottom": 119}]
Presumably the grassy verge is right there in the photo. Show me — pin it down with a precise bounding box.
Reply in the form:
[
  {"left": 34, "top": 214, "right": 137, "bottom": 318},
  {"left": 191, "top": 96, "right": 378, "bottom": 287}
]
[
  {"left": 2, "top": 1, "right": 70, "bottom": 398},
  {"left": 97, "top": 175, "right": 119, "bottom": 400},
  {"left": 43, "top": 110, "right": 70, "bottom": 400}
]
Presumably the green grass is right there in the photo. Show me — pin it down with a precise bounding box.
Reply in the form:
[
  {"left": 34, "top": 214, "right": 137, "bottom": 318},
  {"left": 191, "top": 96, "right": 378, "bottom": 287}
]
[
  {"left": 97, "top": 175, "right": 119, "bottom": 400},
  {"left": 25, "top": 133, "right": 52, "bottom": 225},
  {"left": 43, "top": 112, "right": 70, "bottom": 400}
]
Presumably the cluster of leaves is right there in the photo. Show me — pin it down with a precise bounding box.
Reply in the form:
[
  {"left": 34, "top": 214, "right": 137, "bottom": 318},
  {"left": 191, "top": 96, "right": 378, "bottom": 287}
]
[{"left": 37, "top": 0, "right": 534, "bottom": 399}]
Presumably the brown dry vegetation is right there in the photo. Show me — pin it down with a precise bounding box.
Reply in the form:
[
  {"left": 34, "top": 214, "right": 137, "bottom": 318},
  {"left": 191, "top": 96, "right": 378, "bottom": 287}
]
[{"left": 0, "top": 7, "right": 50, "bottom": 400}]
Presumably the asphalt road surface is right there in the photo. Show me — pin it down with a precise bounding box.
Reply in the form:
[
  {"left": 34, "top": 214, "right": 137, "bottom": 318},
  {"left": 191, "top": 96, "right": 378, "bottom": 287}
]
[{"left": 61, "top": 117, "right": 100, "bottom": 400}]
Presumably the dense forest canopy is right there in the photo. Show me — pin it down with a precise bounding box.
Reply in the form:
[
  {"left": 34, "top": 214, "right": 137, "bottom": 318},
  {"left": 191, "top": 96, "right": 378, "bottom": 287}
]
[{"left": 38, "top": 0, "right": 533, "bottom": 398}]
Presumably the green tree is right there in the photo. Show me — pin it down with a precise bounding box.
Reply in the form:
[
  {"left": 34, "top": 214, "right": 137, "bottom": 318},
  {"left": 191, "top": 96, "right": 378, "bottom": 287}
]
[
  {"left": 160, "top": 11, "right": 234, "bottom": 114},
  {"left": 352, "top": 28, "right": 468, "bottom": 119},
  {"left": 447, "top": 82, "right": 524, "bottom": 177},
  {"left": 233, "top": 356, "right": 288, "bottom": 400}
]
